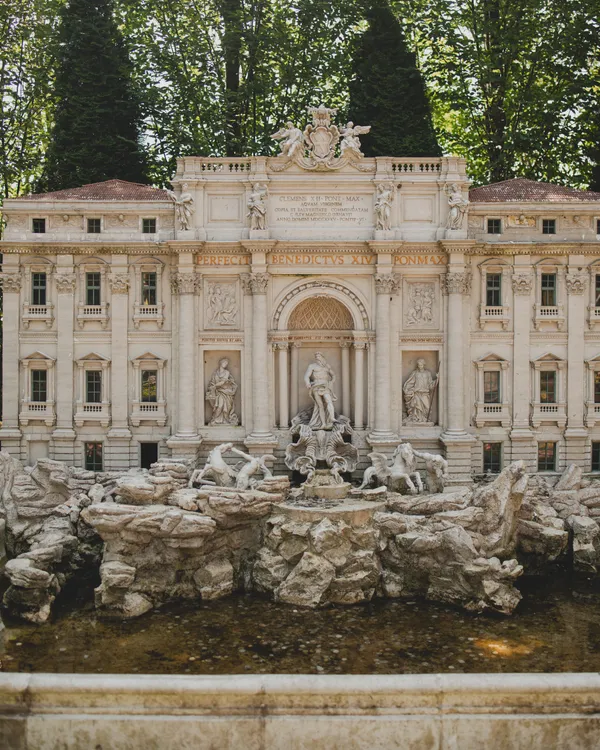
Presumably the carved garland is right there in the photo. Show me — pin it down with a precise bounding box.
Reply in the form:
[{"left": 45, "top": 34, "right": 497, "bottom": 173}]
[
  {"left": 0, "top": 273, "right": 22, "bottom": 292},
  {"left": 109, "top": 273, "right": 130, "bottom": 294},
  {"left": 442, "top": 271, "right": 471, "bottom": 295},
  {"left": 511, "top": 274, "right": 533, "bottom": 295},
  {"left": 273, "top": 279, "right": 369, "bottom": 328},
  {"left": 565, "top": 272, "right": 587, "bottom": 295},
  {"left": 54, "top": 272, "right": 77, "bottom": 294}
]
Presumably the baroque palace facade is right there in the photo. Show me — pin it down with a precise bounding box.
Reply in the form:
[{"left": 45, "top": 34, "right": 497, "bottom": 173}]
[{"left": 2, "top": 108, "right": 600, "bottom": 485}]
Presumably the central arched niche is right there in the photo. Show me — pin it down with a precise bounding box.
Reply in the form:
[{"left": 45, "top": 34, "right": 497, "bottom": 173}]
[
  {"left": 284, "top": 295, "right": 356, "bottom": 422},
  {"left": 288, "top": 296, "right": 354, "bottom": 331}
]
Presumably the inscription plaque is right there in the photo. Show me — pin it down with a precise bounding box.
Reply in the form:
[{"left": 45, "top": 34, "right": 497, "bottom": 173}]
[{"left": 270, "top": 194, "right": 371, "bottom": 225}]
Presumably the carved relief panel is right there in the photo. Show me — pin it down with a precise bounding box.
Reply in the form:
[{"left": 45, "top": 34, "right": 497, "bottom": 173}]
[
  {"left": 402, "top": 280, "right": 439, "bottom": 329},
  {"left": 204, "top": 279, "right": 239, "bottom": 329}
]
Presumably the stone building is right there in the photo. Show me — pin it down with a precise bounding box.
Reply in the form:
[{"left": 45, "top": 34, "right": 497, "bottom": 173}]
[{"left": 2, "top": 108, "right": 600, "bottom": 484}]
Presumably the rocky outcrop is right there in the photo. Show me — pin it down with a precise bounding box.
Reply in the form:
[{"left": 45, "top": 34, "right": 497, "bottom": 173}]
[
  {"left": 82, "top": 480, "right": 288, "bottom": 617},
  {"left": 254, "top": 501, "right": 383, "bottom": 607}
]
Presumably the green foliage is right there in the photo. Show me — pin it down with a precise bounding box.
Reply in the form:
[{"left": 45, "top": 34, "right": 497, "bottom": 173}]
[
  {"left": 41, "top": 0, "right": 146, "bottom": 191},
  {"left": 0, "top": 0, "right": 61, "bottom": 198},
  {"left": 393, "top": 0, "right": 600, "bottom": 186},
  {"left": 348, "top": 1, "right": 440, "bottom": 157}
]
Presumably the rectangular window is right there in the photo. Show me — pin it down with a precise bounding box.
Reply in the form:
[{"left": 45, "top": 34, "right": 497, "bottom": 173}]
[
  {"left": 142, "top": 272, "right": 157, "bottom": 305},
  {"left": 142, "top": 218, "right": 156, "bottom": 234},
  {"left": 86, "top": 272, "right": 101, "bottom": 306},
  {"left": 595, "top": 372, "right": 600, "bottom": 404},
  {"left": 483, "top": 442, "right": 502, "bottom": 473},
  {"left": 487, "top": 218, "right": 502, "bottom": 235},
  {"left": 86, "top": 371, "right": 102, "bottom": 403},
  {"left": 595, "top": 275, "right": 600, "bottom": 307},
  {"left": 85, "top": 442, "right": 103, "bottom": 471},
  {"left": 141, "top": 370, "right": 157, "bottom": 402},
  {"left": 541, "top": 273, "right": 557, "bottom": 306},
  {"left": 32, "top": 272, "right": 47, "bottom": 306},
  {"left": 486, "top": 273, "right": 502, "bottom": 307},
  {"left": 31, "top": 370, "right": 47, "bottom": 402},
  {"left": 540, "top": 371, "right": 557, "bottom": 403},
  {"left": 483, "top": 371, "right": 500, "bottom": 403},
  {"left": 87, "top": 218, "right": 101, "bottom": 233},
  {"left": 597, "top": 219, "right": 600, "bottom": 235},
  {"left": 538, "top": 442, "right": 557, "bottom": 472},
  {"left": 32, "top": 218, "right": 46, "bottom": 234},
  {"left": 593, "top": 442, "right": 600, "bottom": 472},
  {"left": 542, "top": 218, "right": 556, "bottom": 235}
]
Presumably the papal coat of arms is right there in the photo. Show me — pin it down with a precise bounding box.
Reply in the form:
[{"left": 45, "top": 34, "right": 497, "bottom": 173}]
[{"left": 271, "top": 104, "right": 373, "bottom": 172}]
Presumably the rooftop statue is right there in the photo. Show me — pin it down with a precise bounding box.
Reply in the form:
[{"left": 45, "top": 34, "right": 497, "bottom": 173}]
[
  {"left": 166, "top": 183, "right": 194, "bottom": 231},
  {"left": 271, "top": 104, "right": 373, "bottom": 172}
]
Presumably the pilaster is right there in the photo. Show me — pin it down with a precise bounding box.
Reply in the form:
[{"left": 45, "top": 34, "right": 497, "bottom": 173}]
[
  {"left": 51, "top": 258, "right": 76, "bottom": 463},
  {"left": 564, "top": 260, "right": 588, "bottom": 467},
  {"left": 106, "top": 262, "right": 132, "bottom": 470},
  {"left": 0, "top": 261, "right": 22, "bottom": 457}
]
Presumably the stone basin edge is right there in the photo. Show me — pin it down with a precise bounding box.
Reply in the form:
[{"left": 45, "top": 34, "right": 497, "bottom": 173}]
[{"left": 1, "top": 672, "right": 600, "bottom": 713}]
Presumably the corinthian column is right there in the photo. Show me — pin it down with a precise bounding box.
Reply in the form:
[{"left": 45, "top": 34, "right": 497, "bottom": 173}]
[
  {"left": 245, "top": 273, "right": 277, "bottom": 453},
  {"left": 167, "top": 255, "right": 202, "bottom": 463},
  {"left": 368, "top": 274, "right": 399, "bottom": 446},
  {"left": 0, "top": 267, "right": 22, "bottom": 457},
  {"left": 441, "top": 260, "right": 475, "bottom": 485},
  {"left": 276, "top": 342, "right": 289, "bottom": 428}
]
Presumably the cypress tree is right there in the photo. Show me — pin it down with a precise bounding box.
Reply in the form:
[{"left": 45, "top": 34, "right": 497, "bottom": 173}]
[
  {"left": 41, "top": 0, "right": 146, "bottom": 191},
  {"left": 348, "top": 1, "right": 441, "bottom": 157}
]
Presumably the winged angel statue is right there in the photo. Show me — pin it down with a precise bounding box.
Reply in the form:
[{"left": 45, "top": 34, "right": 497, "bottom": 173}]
[{"left": 271, "top": 104, "right": 373, "bottom": 172}]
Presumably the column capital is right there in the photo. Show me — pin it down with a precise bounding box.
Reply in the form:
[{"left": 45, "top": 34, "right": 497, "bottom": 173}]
[
  {"left": 0, "top": 272, "right": 22, "bottom": 293},
  {"left": 374, "top": 273, "right": 400, "bottom": 295},
  {"left": 170, "top": 271, "right": 199, "bottom": 295},
  {"left": 442, "top": 270, "right": 471, "bottom": 295},
  {"left": 511, "top": 273, "right": 533, "bottom": 295},
  {"left": 353, "top": 341, "right": 369, "bottom": 350},
  {"left": 108, "top": 273, "right": 130, "bottom": 294},
  {"left": 339, "top": 341, "right": 352, "bottom": 349},
  {"left": 55, "top": 272, "right": 76, "bottom": 294},
  {"left": 244, "top": 272, "right": 270, "bottom": 295},
  {"left": 273, "top": 342, "right": 289, "bottom": 351},
  {"left": 566, "top": 272, "right": 587, "bottom": 295}
]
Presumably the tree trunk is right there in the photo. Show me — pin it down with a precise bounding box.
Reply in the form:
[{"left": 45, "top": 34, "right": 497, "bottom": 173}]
[{"left": 220, "top": 0, "right": 243, "bottom": 156}]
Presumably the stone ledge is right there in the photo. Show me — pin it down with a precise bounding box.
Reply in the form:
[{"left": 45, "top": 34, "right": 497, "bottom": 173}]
[{"left": 1, "top": 673, "right": 600, "bottom": 750}]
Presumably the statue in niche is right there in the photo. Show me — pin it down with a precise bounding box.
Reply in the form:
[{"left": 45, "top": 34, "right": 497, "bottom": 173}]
[
  {"left": 207, "top": 283, "right": 237, "bottom": 326},
  {"left": 445, "top": 183, "right": 469, "bottom": 230},
  {"left": 339, "top": 121, "right": 371, "bottom": 158},
  {"left": 374, "top": 182, "right": 394, "bottom": 231},
  {"left": 403, "top": 359, "right": 438, "bottom": 423},
  {"left": 247, "top": 183, "right": 268, "bottom": 230},
  {"left": 406, "top": 283, "right": 434, "bottom": 326},
  {"left": 166, "top": 183, "right": 194, "bottom": 231},
  {"left": 304, "top": 352, "right": 337, "bottom": 430},
  {"left": 271, "top": 121, "right": 305, "bottom": 160},
  {"left": 206, "top": 358, "right": 239, "bottom": 425}
]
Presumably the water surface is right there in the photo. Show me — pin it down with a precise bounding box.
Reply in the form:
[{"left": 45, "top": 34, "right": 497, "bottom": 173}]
[{"left": 2, "top": 574, "right": 600, "bottom": 674}]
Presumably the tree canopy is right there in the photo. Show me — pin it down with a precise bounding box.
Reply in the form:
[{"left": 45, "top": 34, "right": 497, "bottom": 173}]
[{"left": 0, "top": 0, "right": 598, "bottom": 195}]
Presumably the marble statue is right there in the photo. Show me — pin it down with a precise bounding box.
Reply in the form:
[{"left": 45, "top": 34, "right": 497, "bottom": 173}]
[
  {"left": 230, "top": 448, "right": 275, "bottom": 490},
  {"left": 206, "top": 359, "right": 239, "bottom": 425},
  {"left": 359, "top": 442, "right": 423, "bottom": 494},
  {"left": 413, "top": 450, "right": 449, "bottom": 493},
  {"left": 403, "top": 359, "right": 438, "bottom": 423},
  {"left": 207, "top": 283, "right": 237, "bottom": 326},
  {"left": 406, "top": 283, "right": 434, "bottom": 326},
  {"left": 166, "top": 183, "right": 194, "bottom": 231},
  {"left": 374, "top": 182, "right": 394, "bottom": 231},
  {"left": 189, "top": 442, "right": 237, "bottom": 487},
  {"left": 339, "top": 121, "right": 371, "bottom": 157},
  {"left": 445, "top": 183, "right": 469, "bottom": 230},
  {"left": 247, "top": 183, "right": 268, "bottom": 230},
  {"left": 304, "top": 352, "right": 337, "bottom": 430},
  {"left": 271, "top": 121, "right": 305, "bottom": 160}
]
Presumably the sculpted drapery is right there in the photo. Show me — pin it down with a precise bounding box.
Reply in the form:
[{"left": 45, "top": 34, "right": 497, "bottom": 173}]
[{"left": 206, "top": 358, "right": 239, "bottom": 425}]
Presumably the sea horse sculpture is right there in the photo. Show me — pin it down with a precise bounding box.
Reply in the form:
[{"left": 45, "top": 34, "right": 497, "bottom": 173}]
[{"left": 359, "top": 443, "right": 423, "bottom": 494}]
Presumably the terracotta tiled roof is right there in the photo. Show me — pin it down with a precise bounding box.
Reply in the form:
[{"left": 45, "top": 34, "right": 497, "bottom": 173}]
[
  {"left": 470, "top": 178, "right": 600, "bottom": 203},
  {"left": 21, "top": 179, "right": 170, "bottom": 201}
]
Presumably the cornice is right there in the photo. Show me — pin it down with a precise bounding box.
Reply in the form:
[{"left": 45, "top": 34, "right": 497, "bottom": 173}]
[
  {"left": 240, "top": 239, "right": 278, "bottom": 253},
  {"left": 465, "top": 242, "right": 600, "bottom": 256},
  {"left": 0, "top": 242, "right": 173, "bottom": 255}
]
